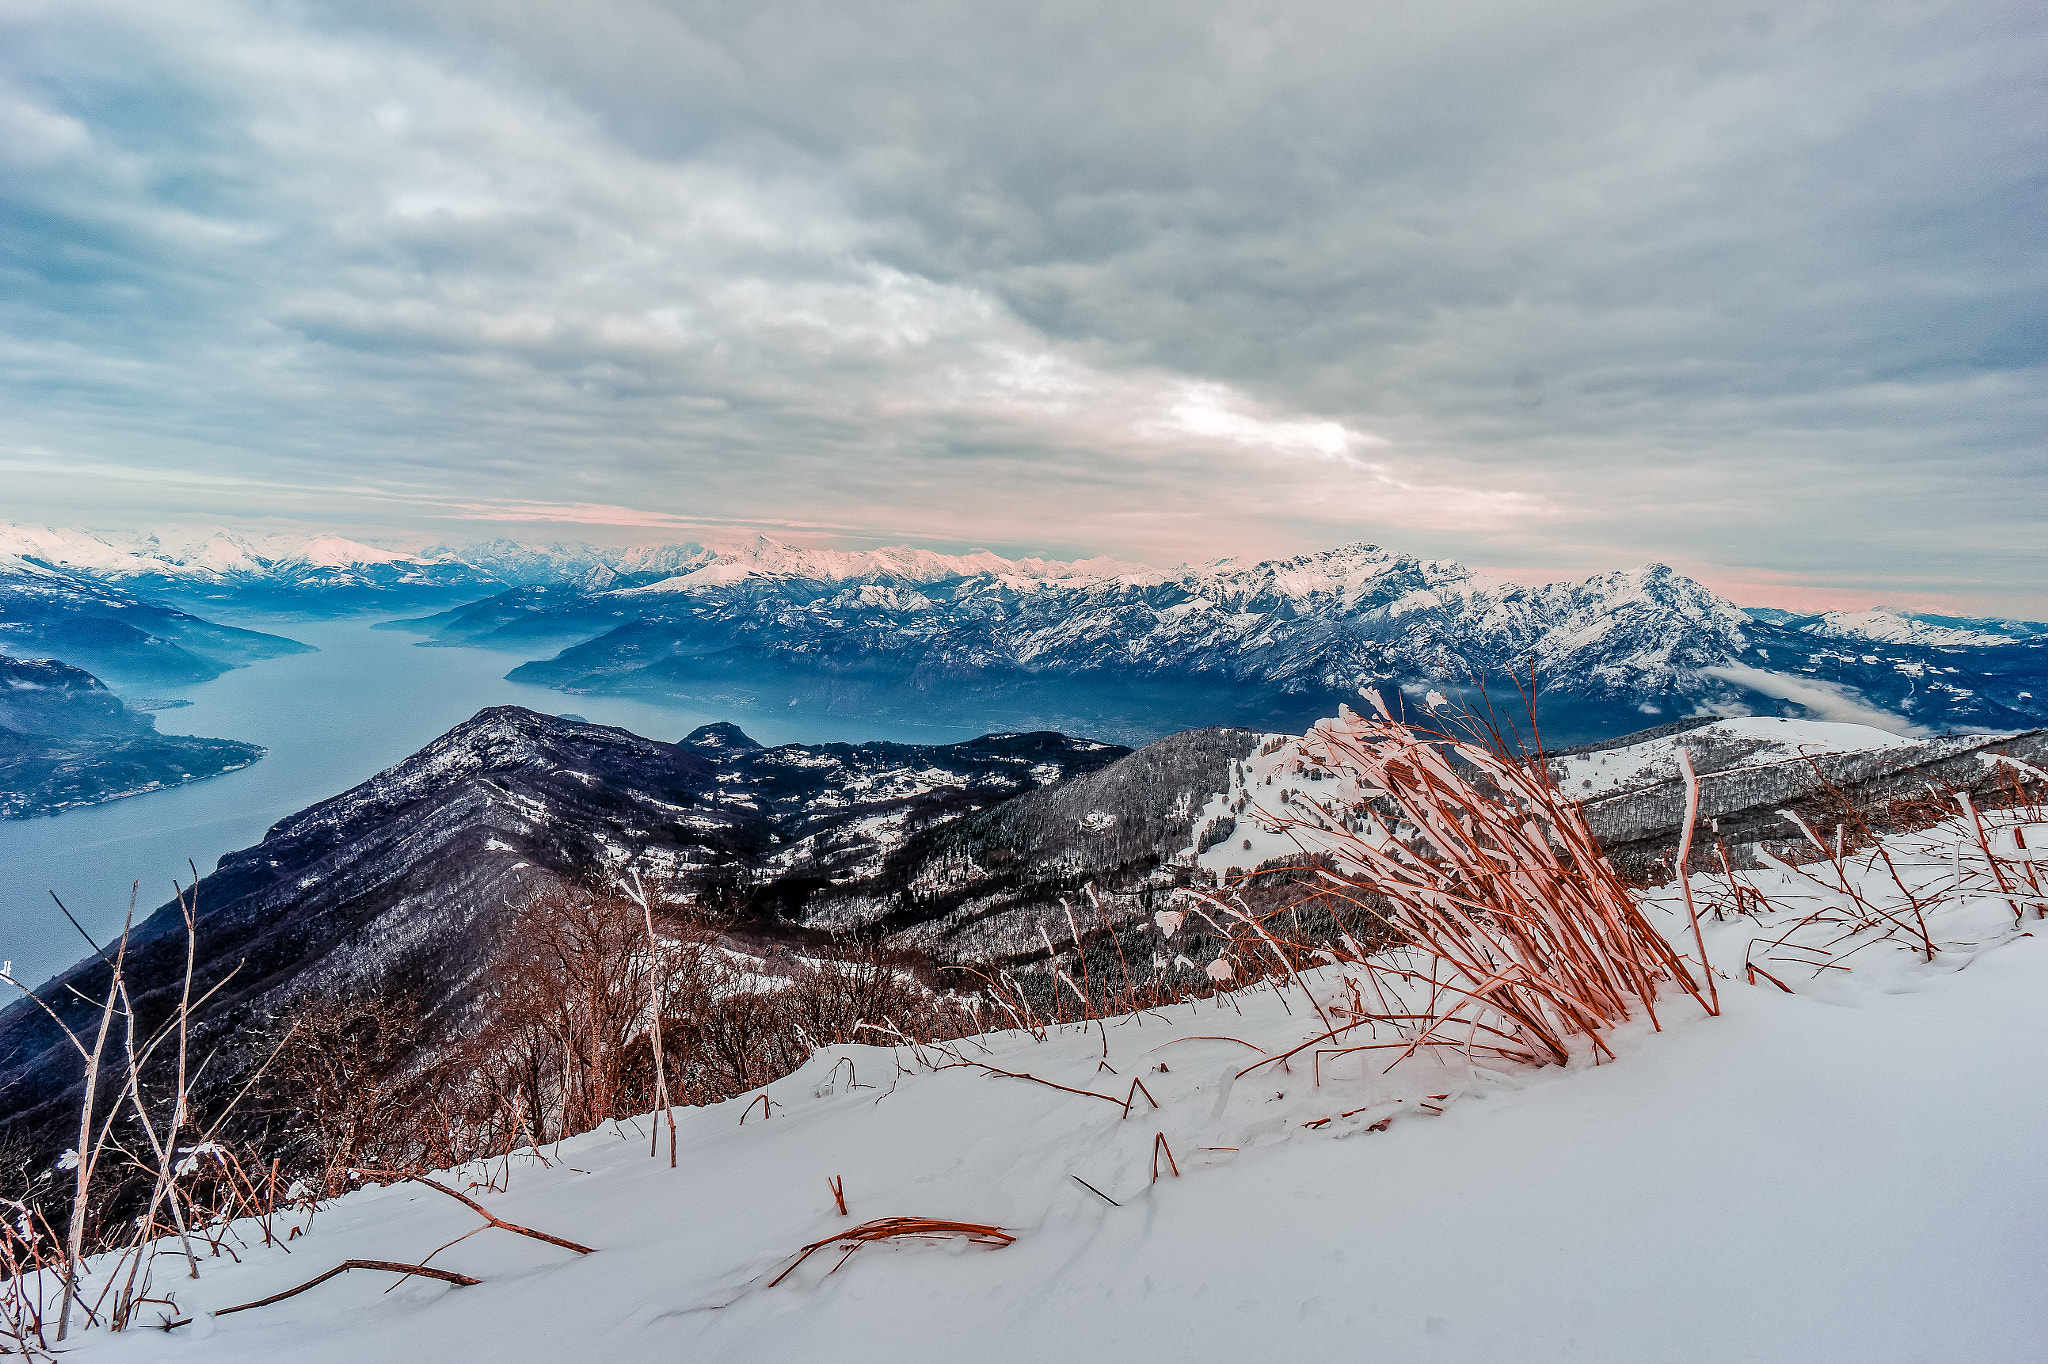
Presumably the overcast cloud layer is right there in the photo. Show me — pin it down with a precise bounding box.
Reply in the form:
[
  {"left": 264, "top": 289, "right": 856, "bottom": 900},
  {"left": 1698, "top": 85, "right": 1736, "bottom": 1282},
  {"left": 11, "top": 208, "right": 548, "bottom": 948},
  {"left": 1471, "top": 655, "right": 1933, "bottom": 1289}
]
[{"left": 1, "top": 0, "right": 2042, "bottom": 612}]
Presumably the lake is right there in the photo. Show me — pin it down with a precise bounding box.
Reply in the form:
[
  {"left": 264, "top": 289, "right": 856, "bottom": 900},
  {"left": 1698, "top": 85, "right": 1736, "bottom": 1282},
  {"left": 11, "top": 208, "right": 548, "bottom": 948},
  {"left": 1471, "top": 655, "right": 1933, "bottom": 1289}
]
[{"left": 0, "top": 617, "right": 978, "bottom": 990}]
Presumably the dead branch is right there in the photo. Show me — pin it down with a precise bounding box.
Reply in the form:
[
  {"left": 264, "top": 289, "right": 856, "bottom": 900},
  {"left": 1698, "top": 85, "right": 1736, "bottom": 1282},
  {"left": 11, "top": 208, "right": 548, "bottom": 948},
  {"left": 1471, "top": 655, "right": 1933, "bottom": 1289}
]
[
  {"left": 210, "top": 1260, "right": 481, "bottom": 1318},
  {"left": 355, "top": 1171, "right": 594, "bottom": 1255}
]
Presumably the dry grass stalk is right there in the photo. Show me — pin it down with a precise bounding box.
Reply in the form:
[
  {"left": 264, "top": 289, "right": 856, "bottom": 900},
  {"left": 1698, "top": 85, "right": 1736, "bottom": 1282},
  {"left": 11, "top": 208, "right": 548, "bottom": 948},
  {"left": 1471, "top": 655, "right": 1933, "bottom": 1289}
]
[
  {"left": 766, "top": 1217, "right": 1014, "bottom": 1287},
  {"left": 963, "top": 1063, "right": 1124, "bottom": 1107},
  {"left": 1671, "top": 749, "right": 1720, "bottom": 1015},
  {"left": 1729, "top": 763, "right": 2048, "bottom": 984},
  {"left": 0, "top": 874, "right": 310, "bottom": 1353},
  {"left": 1150, "top": 1133, "right": 1179, "bottom": 1181},
  {"left": 1068, "top": 1177, "right": 1119, "bottom": 1207},
  {"left": 1194, "top": 695, "right": 1714, "bottom": 1074}
]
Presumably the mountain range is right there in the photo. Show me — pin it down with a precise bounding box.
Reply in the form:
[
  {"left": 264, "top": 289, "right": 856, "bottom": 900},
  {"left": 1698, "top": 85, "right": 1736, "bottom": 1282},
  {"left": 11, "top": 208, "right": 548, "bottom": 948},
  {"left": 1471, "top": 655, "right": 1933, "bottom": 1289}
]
[
  {"left": 420, "top": 539, "right": 2045, "bottom": 745},
  {"left": 4, "top": 525, "right": 2044, "bottom": 748}
]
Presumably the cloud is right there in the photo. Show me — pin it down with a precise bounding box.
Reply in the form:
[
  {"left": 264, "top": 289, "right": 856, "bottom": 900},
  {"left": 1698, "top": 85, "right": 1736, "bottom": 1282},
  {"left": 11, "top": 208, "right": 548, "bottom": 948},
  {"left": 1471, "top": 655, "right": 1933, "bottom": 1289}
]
[
  {"left": 1701, "top": 663, "right": 1929, "bottom": 736},
  {"left": 0, "top": 0, "right": 2041, "bottom": 606}
]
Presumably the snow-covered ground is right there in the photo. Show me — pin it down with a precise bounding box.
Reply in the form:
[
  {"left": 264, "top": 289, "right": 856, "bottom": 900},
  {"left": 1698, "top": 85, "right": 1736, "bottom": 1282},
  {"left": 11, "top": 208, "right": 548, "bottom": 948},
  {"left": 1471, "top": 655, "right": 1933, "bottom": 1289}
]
[{"left": 47, "top": 803, "right": 2048, "bottom": 1364}]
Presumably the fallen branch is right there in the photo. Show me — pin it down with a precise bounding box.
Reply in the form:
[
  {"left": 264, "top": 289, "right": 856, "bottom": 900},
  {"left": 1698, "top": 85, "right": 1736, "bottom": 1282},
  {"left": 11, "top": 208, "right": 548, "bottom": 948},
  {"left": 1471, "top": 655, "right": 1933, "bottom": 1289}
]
[
  {"left": 1745, "top": 963, "right": 1795, "bottom": 994},
  {"left": 1149, "top": 1035, "right": 1266, "bottom": 1053},
  {"left": 211, "top": 1260, "right": 480, "bottom": 1318},
  {"left": 356, "top": 1171, "right": 594, "bottom": 1256},
  {"left": 971, "top": 1063, "right": 1125, "bottom": 1107},
  {"left": 1070, "top": 1176, "right": 1120, "bottom": 1207},
  {"left": 767, "top": 1217, "right": 1014, "bottom": 1287}
]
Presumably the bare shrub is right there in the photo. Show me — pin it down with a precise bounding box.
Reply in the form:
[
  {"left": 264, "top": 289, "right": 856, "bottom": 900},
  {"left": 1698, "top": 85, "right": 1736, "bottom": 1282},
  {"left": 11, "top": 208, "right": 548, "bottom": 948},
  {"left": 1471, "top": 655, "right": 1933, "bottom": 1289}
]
[
  {"left": 269, "top": 989, "right": 434, "bottom": 1197},
  {"left": 460, "top": 884, "right": 713, "bottom": 1146}
]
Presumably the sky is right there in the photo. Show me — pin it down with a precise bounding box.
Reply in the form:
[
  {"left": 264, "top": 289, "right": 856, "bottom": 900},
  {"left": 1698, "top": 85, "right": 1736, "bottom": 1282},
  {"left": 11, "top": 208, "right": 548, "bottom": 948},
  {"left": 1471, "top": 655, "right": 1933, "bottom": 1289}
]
[{"left": 1, "top": 0, "right": 2043, "bottom": 615}]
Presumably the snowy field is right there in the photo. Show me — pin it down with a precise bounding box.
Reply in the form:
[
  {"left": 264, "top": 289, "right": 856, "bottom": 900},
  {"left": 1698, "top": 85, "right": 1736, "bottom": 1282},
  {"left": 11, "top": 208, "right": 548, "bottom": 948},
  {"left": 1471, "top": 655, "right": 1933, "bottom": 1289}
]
[{"left": 40, "top": 802, "right": 2048, "bottom": 1364}]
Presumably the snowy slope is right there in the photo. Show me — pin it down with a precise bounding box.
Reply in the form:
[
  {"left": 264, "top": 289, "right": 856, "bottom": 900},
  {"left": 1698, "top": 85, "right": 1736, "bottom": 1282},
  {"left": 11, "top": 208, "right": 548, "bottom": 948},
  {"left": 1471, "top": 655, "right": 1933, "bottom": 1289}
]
[
  {"left": 1186, "top": 717, "right": 1921, "bottom": 877},
  {"left": 1550, "top": 716, "right": 1911, "bottom": 798},
  {"left": 1798, "top": 609, "right": 2016, "bottom": 648},
  {"left": 49, "top": 816, "right": 2048, "bottom": 1363},
  {"left": 0, "top": 554, "right": 312, "bottom": 686},
  {"left": 0, "top": 526, "right": 421, "bottom": 583}
]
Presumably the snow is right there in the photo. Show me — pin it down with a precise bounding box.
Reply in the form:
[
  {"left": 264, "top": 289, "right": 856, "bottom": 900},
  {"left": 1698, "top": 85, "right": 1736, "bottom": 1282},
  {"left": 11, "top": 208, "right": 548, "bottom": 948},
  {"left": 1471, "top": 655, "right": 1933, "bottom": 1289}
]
[
  {"left": 49, "top": 805, "right": 2048, "bottom": 1363},
  {"left": 1185, "top": 717, "right": 1924, "bottom": 862}
]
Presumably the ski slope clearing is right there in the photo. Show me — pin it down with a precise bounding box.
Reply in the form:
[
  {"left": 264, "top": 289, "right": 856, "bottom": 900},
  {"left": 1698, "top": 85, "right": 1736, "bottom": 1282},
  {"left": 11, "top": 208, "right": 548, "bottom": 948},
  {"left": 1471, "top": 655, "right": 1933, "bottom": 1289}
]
[{"left": 48, "top": 807, "right": 2048, "bottom": 1364}]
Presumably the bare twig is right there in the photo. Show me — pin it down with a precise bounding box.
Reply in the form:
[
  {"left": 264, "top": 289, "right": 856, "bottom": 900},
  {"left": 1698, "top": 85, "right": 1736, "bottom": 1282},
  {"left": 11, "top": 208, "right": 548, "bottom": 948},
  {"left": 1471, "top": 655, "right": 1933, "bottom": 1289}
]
[
  {"left": 210, "top": 1260, "right": 481, "bottom": 1318},
  {"left": 355, "top": 1171, "right": 594, "bottom": 1255}
]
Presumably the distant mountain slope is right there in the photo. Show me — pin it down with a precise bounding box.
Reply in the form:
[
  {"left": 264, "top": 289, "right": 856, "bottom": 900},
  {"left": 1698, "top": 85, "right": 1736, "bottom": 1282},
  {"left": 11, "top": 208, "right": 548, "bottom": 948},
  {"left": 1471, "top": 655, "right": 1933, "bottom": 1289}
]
[
  {"left": 1174, "top": 712, "right": 2048, "bottom": 884},
  {"left": 0, "top": 657, "right": 264, "bottom": 817},
  {"left": 810, "top": 726, "right": 1262, "bottom": 963},
  {"left": 0, "top": 555, "right": 312, "bottom": 687},
  {"left": 1558, "top": 719, "right": 2048, "bottom": 875}
]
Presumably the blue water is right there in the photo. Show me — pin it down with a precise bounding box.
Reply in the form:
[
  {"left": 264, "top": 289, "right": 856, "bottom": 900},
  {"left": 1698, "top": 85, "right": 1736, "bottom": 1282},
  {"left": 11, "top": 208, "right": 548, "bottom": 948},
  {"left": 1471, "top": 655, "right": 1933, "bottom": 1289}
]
[{"left": 0, "top": 618, "right": 977, "bottom": 991}]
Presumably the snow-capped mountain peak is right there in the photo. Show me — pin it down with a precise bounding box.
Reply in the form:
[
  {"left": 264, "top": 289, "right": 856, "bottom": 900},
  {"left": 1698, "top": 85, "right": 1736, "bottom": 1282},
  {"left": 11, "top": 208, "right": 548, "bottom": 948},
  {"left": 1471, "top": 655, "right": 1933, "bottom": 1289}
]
[
  {"left": 1799, "top": 609, "right": 2016, "bottom": 648},
  {"left": 620, "top": 534, "right": 1152, "bottom": 594}
]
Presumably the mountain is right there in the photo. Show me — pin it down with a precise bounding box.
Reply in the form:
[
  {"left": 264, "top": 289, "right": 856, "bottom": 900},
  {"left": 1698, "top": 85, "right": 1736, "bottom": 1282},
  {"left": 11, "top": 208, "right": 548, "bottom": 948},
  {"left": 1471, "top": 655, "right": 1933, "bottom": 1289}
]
[
  {"left": 1786, "top": 608, "right": 2048, "bottom": 646},
  {"left": 455, "top": 542, "right": 2048, "bottom": 745},
  {"left": 0, "top": 526, "right": 514, "bottom": 613},
  {"left": 808, "top": 725, "right": 1261, "bottom": 963},
  {"left": 0, "top": 657, "right": 266, "bottom": 818},
  {"left": 0, "top": 554, "right": 313, "bottom": 688},
  {"left": 0, "top": 709, "right": 1124, "bottom": 1137}
]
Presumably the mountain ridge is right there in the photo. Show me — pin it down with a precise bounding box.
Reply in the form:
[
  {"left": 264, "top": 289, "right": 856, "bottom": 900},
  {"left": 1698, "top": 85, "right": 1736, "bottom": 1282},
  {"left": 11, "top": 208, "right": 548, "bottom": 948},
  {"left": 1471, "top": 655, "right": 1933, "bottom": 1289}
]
[{"left": 462, "top": 542, "right": 2045, "bottom": 744}]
